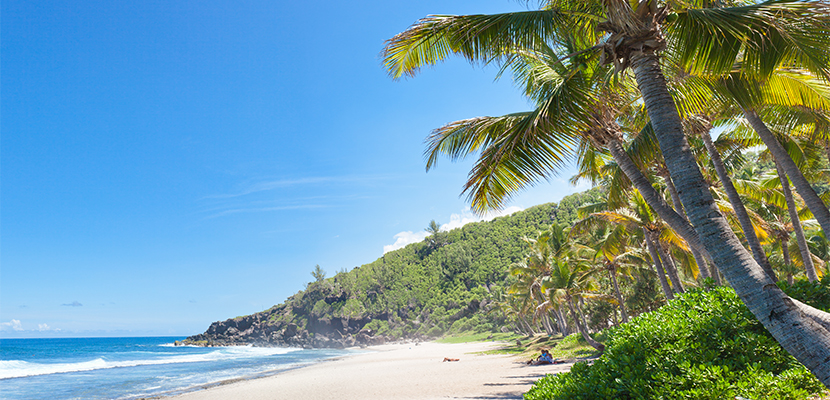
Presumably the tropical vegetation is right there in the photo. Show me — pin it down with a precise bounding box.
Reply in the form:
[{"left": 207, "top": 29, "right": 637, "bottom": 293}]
[
  {"left": 382, "top": 0, "right": 830, "bottom": 388},
  {"left": 525, "top": 285, "right": 829, "bottom": 400}
]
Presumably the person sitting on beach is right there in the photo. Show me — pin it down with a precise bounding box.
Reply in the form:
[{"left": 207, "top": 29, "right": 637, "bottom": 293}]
[{"left": 527, "top": 349, "right": 554, "bottom": 365}]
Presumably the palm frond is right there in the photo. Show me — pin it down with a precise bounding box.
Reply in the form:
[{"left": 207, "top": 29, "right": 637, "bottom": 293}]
[{"left": 383, "top": 11, "right": 576, "bottom": 79}]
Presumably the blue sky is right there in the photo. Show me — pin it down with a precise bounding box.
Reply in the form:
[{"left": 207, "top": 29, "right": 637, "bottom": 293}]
[{"left": 1, "top": 0, "right": 587, "bottom": 338}]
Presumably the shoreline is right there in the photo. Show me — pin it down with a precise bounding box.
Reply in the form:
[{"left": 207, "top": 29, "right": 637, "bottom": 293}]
[
  {"left": 164, "top": 341, "right": 576, "bottom": 400},
  {"left": 135, "top": 348, "right": 363, "bottom": 400}
]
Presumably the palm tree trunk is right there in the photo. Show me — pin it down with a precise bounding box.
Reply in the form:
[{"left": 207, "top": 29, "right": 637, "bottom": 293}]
[
  {"left": 664, "top": 172, "right": 713, "bottom": 281},
  {"left": 650, "top": 231, "right": 684, "bottom": 294},
  {"left": 744, "top": 110, "right": 830, "bottom": 236},
  {"left": 567, "top": 297, "right": 604, "bottom": 352},
  {"left": 547, "top": 310, "right": 562, "bottom": 335},
  {"left": 631, "top": 52, "right": 830, "bottom": 387},
  {"left": 609, "top": 266, "right": 630, "bottom": 323},
  {"left": 555, "top": 307, "right": 569, "bottom": 336},
  {"left": 607, "top": 138, "right": 716, "bottom": 269},
  {"left": 577, "top": 297, "right": 591, "bottom": 333},
  {"left": 520, "top": 315, "right": 536, "bottom": 336},
  {"left": 644, "top": 231, "right": 674, "bottom": 300},
  {"left": 701, "top": 128, "right": 777, "bottom": 281},
  {"left": 544, "top": 313, "right": 556, "bottom": 335},
  {"left": 781, "top": 236, "right": 793, "bottom": 281},
  {"left": 775, "top": 161, "right": 819, "bottom": 282}
]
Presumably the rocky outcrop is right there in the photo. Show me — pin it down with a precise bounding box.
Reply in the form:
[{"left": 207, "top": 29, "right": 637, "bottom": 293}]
[{"left": 176, "top": 303, "right": 420, "bottom": 349}]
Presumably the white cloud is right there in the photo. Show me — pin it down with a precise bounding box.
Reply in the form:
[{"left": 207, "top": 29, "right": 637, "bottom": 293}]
[
  {"left": 1, "top": 319, "right": 23, "bottom": 331},
  {"left": 383, "top": 231, "right": 429, "bottom": 254},
  {"left": 441, "top": 206, "right": 524, "bottom": 231},
  {"left": 382, "top": 206, "right": 524, "bottom": 254},
  {"left": 38, "top": 324, "right": 52, "bottom": 331}
]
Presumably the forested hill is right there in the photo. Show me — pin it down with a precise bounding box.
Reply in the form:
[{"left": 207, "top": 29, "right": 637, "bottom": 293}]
[{"left": 180, "top": 188, "right": 604, "bottom": 348}]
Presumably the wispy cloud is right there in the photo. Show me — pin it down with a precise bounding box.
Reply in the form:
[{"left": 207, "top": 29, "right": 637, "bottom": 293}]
[
  {"left": 62, "top": 301, "right": 83, "bottom": 307},
  {"left": 199, "top": 175, "right": 386, "bottom": 220},
  {"left": 205, "top": 177, "right": 335, "bottom": 199},
  {"left": 205, "top": 175, "right": 390, "bottom": 199},
  {"left": 204, "top": 204, "right": 327, "bottom": 219},
  {"left": 0, "top": 319, "right": 23, "bottom": 331}
]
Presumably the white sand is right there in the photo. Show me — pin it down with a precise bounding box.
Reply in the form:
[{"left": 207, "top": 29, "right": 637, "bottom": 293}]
[{"left": 170, "top": 341, "right": 575, "bottom": 400}]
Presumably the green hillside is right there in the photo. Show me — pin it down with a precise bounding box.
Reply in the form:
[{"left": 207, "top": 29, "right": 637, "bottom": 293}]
[{"left": 181, "top": 188, "right": 605, "bottom": 348}]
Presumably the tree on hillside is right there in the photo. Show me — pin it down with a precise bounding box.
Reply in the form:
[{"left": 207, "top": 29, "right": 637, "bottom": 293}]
[
  {"left": 383, "top": 0, "right": 830, "bottom": 385},
  {"left": 311, "top": 264, "right": 326, "bottom": 282},
  {"left": 424, "top": 220, "right": 448, "bottom": 253}
]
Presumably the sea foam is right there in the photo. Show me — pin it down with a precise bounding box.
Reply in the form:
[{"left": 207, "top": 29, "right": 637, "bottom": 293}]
[{"left": 0, "top": 345, "right": 301, "bottom": 379}]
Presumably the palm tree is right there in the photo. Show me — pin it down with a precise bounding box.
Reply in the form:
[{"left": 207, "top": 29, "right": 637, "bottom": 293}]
[
  {"left": 383, "top": 0, "right": 830, "bottom": 385},
  {"left": 574, "top": 191, "right": 690, "bottom": 297},
  {"left": 421, "top": 39, "right": 719, "bottom": 277},
  {"left": 774, "top": 160, "right": 820, "bottom": 282},
  {"left": 571, "top": 223, "right": 652, "bottom": 324},
  {"left": 488, "top": 285, "right": 538, "bottom": 336},
  {"left": 716, "top": 71, "right": 830, "bottom": 237},
  {"left": 685, "top": 114, "right": 777, "bottom": 280},
  {"left": 544, "top": 258, "right": 605, "bottom": 352},
  {"left": 509, "top": 226, "right": 572, "bottom": 335},
  {"left": 731, "top": 122, "right": 824, "bottom": 282}
]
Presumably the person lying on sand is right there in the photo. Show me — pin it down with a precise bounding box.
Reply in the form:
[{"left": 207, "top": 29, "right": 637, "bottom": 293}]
[
  {"left": 442, "top": 357, "right": 460, "bottom": 362},
  {"left": 526, "top": 349, "right": 562, "bottom": 365}
]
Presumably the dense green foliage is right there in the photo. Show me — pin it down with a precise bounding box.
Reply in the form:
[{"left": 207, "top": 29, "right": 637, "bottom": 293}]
[
  {"left": 265, "top": 188, "right": 606, "bottom": 338},
  {"left": 778, "top": 276, "right": 830, "bottom": 311},
  {"left": 525, "top": 286, "right": 827, "bottom": 400}
]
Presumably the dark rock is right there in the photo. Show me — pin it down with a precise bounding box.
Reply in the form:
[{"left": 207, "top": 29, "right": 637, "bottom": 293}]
[{"left": 284, "top": 323, "right": 298, "bottom": 338}]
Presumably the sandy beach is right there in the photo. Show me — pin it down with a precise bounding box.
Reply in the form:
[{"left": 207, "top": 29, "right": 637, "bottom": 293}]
[{"left": 170, "top": 341, "right": 575, "bottom": 400}]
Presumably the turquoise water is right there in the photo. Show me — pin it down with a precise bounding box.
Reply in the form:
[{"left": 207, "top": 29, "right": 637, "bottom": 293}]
[{"left": 0, "top": 337, "right": 349, "bottom": 399}]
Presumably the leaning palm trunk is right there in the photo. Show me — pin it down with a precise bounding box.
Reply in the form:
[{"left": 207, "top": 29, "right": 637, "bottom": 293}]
[
  {"left": 554, "top": 307, "right": 569, "bottom": 336},
  {"left": 780, "top": 234, "right": 795, "bottom": 285},
  {"left": 577, "top": 297, "right": 591, "bottom": 333},
  {"left": 774, "top": 161, "right": 819, "bottom": 282},
  {"left": 664, "top": 174, "right": 713, "bottom": 281},
  {"left": 606, "top": 138, "right": 717, "bottom": 271},
  {"left": 609, "top": 266, "right": 630, "bottom": 323},
  {"left": 644, "top": 230, "right": 674, "bottom": 299},
  {"left": 631, "top": 52, "right": 830, "bottom": 387},
  {"left": 548, "top": 309, "right": 564, "bottom": 335},
  {"left": 744, "top": 110, "right": 830, "bottom": 236},
  {"left": 519, "top": 315, "right": 536, "bottom": 336},
  {"left": 701, "top": 128, "right": 777, "bottom": 281},
  {"left": 659, "top": 243, "right": 685, "bottom": 294},
  {"left": 566, "top": 297, "right": 604, "bottom": 352},
  {"left": 542, "top": 314, "right": 555, "bottom": 335},
  {"left": 649, "top": 230, "right": 684, "bottom": 294}
]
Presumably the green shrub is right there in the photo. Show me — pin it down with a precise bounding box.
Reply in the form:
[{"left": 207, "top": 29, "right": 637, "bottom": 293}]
[
  {"left": 311, "top": 299, "right": 330, "bottom": 317},
  {"left": 426, "top": 325, "right": 444, "bottom": 337},
  {"left": 778, "top": 276, "right": 830, "bottom": 311},
  {"left": 363, "top": 319, "right": 390, "bottom": 335},
  {"left": 337, "top": 299, "right": 366, "bottom": 319},
  {"left": 524, "top": 287, "right": 824, "bottom": 400}
]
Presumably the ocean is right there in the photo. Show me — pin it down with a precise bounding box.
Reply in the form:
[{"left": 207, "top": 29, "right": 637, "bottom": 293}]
[{"left": 0, "top": 337, "right": 351, "bottom": 399}]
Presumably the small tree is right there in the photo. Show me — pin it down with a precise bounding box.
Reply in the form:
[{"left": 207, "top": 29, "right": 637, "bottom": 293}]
[{"left": 311, "top": 264, "right": 326, "bottom": 282}]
